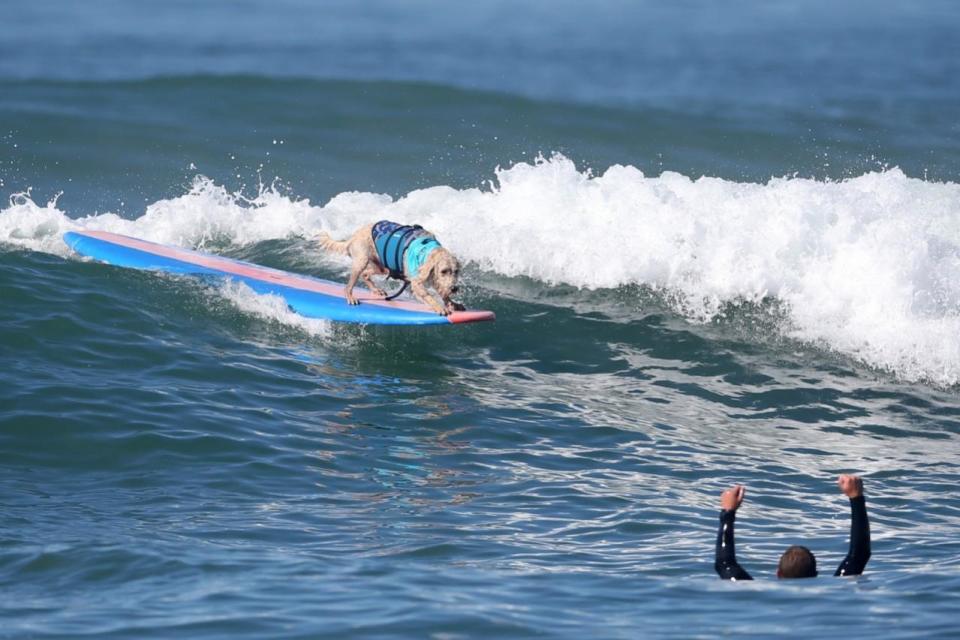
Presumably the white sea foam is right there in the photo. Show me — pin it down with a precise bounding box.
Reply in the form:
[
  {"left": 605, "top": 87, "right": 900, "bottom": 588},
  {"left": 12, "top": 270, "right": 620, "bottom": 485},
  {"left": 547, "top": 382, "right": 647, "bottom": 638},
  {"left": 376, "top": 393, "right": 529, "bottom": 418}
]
[
  {"left": 0, "top": 179, "right": 324, "bottom": 257},
  {"left": 216, "top": 280, "right": 333, "bottom": 339},
  {"left": 3, "top": 156, "right": 960, "bottom": 384}
]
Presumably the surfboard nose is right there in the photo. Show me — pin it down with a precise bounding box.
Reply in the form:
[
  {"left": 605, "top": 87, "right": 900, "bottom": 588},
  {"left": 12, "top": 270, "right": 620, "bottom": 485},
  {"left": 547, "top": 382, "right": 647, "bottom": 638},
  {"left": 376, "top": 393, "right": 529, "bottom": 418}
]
[{"left": 447, "top": 310, "right": 496, "bottom": 324}]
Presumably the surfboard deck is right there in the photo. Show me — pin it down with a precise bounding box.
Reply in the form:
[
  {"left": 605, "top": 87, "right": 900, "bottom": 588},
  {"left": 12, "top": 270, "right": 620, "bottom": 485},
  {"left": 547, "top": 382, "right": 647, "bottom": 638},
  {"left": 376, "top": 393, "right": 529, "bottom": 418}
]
[{"left": 63, "top": 230, "right": 495, "bottom": 326}]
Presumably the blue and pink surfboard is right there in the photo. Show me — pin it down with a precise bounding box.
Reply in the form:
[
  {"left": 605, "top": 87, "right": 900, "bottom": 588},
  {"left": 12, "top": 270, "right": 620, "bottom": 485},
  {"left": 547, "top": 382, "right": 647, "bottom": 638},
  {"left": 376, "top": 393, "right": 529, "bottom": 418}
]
[{"left": 63, "top": 230, "right": 495, "bottom": 326}]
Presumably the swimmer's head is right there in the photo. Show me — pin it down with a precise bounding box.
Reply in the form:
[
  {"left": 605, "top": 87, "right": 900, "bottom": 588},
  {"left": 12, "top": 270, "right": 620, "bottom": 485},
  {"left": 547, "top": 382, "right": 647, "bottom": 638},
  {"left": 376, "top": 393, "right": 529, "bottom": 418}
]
[{"left": 777, "top": 545, "right": 818, "bottom": 578}]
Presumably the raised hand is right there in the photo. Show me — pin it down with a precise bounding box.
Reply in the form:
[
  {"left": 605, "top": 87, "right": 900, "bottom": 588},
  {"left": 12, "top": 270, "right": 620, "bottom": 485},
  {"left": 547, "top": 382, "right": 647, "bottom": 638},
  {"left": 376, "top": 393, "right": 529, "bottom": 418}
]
[
  {"left": 838, "top": 474, "right": 864, "bottom": 499},
  {"left": 720, "top": 484, "right": 746, "bottom": 511}
]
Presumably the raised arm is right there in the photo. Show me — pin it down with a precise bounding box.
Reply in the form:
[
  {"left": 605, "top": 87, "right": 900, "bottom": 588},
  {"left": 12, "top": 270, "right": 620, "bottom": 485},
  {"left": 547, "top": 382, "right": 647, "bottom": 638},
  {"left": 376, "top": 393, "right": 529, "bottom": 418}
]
[
  {"left": 834, "top": 475, "right": 871, "bottom": 577},
  {"left": 715, "top": 484, "right": 753, "bottom": 581}
]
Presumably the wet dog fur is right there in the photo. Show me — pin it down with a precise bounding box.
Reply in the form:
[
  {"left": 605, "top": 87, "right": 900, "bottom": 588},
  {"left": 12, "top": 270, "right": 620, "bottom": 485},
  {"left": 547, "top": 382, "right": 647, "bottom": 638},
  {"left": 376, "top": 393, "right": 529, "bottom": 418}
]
[{"left": 317, "top": 223, "right": 464, "bottom": 315}]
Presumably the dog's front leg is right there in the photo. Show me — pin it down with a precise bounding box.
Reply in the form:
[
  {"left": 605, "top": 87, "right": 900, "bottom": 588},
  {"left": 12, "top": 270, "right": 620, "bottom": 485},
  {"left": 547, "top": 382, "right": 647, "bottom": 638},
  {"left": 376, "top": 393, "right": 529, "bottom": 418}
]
[
  {"left": 444, "top": 299, "right": 466, "bottom": 313},
  {"left": 410, "top": 281, "right": 448, "bottom": 315}
]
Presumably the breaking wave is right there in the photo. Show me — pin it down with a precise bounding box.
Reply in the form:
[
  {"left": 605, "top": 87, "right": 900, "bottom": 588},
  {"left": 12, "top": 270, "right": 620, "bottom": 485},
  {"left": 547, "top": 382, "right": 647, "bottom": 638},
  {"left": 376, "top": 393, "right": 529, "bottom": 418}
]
[{"left": 4, "top": 154, "right": 960, "bottom": 384}]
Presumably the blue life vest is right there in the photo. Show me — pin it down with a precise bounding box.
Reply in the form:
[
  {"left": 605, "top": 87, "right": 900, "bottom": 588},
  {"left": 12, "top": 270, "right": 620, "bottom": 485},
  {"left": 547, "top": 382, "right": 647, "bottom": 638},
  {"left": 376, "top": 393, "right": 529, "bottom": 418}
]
[{"left": 371, "top": 220, "right": 442, "bottom": 280}]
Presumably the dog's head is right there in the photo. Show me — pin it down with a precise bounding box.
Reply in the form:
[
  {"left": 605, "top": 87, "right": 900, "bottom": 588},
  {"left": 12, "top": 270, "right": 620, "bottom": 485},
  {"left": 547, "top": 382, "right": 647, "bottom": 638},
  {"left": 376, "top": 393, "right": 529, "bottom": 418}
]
[{"left": 421, "top": 248, "right": 462, "bottom": 301}]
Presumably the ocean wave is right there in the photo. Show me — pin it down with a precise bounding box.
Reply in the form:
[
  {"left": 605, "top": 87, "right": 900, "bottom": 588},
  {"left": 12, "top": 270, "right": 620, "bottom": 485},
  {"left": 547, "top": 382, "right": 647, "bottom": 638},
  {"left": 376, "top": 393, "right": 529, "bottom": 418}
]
[{"left": 3, "top": 154, "right": 960, "bottom": 385}]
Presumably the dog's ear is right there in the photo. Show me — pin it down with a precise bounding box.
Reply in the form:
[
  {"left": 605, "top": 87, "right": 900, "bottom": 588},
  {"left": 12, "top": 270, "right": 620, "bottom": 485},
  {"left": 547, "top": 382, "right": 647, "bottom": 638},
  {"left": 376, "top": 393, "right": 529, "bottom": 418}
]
[{"left": 415, "top": 249, "right": 441, "bottom": 284}]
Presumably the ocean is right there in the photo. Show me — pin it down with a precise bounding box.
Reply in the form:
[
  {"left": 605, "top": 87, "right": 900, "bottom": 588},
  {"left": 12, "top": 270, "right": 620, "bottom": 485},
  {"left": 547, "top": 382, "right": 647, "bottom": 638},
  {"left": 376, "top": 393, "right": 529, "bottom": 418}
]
[{"left": 2, "top": 1, "right": 960, "bottom": 637}]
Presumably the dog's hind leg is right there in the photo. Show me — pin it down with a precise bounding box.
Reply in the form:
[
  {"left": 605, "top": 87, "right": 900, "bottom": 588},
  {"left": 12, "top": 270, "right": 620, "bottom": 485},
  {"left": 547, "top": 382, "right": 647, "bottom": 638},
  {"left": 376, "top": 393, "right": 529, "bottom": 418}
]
[{"left": 344, "top": 256, "right": 371, "bottom": 305}]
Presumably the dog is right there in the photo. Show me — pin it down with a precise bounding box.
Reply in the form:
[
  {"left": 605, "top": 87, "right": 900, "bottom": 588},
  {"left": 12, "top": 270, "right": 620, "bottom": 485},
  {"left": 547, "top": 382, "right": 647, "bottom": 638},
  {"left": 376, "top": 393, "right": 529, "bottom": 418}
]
[{"left": 317, "top": 221, "right": 464, "bottom": 315}]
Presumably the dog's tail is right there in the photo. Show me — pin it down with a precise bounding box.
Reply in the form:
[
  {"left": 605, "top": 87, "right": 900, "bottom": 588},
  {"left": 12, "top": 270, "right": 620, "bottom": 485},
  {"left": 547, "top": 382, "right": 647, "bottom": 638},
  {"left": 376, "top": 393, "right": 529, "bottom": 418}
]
[{"left": 316, "top": 231, "right": 349, "bottom": 255}]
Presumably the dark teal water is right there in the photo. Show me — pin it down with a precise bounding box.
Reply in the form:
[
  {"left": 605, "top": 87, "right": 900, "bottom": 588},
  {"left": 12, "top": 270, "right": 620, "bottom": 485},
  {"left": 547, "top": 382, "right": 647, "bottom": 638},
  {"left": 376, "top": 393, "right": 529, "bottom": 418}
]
[{"left": 3, "top": 1, "right": 960, "bottom": 638}]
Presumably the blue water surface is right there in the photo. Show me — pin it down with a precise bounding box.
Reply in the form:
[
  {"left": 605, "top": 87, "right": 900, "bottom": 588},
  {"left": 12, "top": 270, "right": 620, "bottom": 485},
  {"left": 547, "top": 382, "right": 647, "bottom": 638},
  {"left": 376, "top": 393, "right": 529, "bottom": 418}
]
[{"left": 2, "top": 1, "right": 960, "bottom": 638}]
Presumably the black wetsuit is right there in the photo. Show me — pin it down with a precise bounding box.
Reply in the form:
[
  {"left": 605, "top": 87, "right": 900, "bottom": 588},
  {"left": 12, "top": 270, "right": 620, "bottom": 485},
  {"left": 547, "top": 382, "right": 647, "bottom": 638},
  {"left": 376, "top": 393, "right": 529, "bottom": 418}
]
[{"left": 714, "top": 496, "right": 871, "bottom": 580}]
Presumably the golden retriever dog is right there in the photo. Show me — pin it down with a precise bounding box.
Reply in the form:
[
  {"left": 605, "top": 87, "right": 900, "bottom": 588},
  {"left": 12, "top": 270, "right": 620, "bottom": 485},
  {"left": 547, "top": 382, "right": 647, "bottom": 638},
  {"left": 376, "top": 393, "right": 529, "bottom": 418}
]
[{"left": 317, "top": 221, "right": 464, "bottom": 315}]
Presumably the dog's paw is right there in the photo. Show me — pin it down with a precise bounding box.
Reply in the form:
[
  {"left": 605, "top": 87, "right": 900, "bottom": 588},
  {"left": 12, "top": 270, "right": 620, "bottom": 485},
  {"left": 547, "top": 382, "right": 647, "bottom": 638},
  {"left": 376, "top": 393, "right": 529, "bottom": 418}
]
[{"left": 447, "top": 301, "right": 466, "bottom": 312}]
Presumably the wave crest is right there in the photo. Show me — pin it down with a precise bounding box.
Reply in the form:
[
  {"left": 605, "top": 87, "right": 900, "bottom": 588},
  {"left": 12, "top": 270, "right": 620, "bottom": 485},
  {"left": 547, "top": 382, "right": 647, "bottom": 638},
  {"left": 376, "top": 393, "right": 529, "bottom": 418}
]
[{"left": 4, "top": 155, "right": 960, "bottom": 384}]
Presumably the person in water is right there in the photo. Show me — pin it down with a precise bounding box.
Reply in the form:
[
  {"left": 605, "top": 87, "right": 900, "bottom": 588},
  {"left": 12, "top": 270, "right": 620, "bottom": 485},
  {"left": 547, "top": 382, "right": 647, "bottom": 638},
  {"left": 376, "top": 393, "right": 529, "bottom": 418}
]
[{"left": 715, "top": 474, "right": 871, "bottom": 580}]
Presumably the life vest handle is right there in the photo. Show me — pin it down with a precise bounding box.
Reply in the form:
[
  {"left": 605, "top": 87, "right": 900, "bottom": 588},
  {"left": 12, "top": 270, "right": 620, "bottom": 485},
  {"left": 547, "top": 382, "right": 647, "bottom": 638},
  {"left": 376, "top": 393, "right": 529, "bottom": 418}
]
[{"left": 389, "top": 224, "right": 422, "bottom": 276}]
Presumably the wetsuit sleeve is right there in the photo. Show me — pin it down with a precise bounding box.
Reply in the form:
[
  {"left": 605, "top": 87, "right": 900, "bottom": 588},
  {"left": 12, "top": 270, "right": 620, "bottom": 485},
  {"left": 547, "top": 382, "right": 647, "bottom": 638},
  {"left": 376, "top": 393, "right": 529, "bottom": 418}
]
[
  {"left": 715, "top": 509, "right": 753, "bottom": 580},
  {"left": 834, "top": 495, "right": 871, "bottom": 577}
]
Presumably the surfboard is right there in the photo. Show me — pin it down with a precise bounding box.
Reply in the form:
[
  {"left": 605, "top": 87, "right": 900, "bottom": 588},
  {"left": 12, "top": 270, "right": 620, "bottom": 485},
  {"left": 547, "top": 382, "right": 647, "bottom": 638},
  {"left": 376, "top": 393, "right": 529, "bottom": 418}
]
[{"left": 62, "top": 230, "right": 495, "bottom": 326}]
